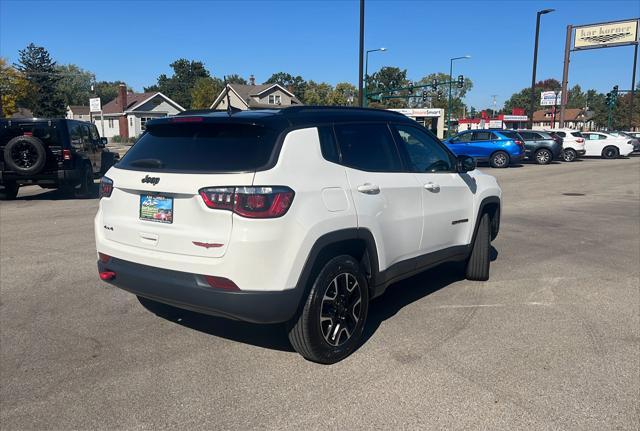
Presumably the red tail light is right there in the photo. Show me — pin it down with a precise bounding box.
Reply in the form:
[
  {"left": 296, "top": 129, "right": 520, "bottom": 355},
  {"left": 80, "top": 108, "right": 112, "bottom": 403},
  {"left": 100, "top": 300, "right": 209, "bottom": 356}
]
[
  {"left": 99, "top": 271, "right": 116, "bottom": 281},
  {"left": 576, "top": 138, "right": 584, "bottom": 143},
  {"left": 204, "top": 275, "right": 239, "bottom": 291},
  {"left": 63, "top": 149, "right": 72, "bottom": 161},
  {"left": 199, "top": 186, "right": 294, "bottom": 218},
  {"left": 100, "top": 176, "right": 113, "bottom": 198}
]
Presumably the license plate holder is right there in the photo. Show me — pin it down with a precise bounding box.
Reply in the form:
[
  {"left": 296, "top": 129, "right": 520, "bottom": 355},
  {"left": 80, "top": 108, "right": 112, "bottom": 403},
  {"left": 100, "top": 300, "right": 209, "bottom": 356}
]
[{"left": 139, "top": 194, "right": 174, "bottom": 224}]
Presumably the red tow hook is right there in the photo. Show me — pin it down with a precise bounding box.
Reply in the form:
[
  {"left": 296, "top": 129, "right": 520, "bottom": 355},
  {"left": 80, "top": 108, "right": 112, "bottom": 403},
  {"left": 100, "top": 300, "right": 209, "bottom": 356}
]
[{"left": 99, "top": 271, "right": 116, "bottom": 281}]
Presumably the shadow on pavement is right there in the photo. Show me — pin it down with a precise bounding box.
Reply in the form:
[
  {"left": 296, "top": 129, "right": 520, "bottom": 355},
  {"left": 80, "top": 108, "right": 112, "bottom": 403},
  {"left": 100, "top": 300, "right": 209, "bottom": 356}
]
[
  {"left": 10, "top": 185, "right": 99, "bottom": 201},
  {"left": 138, "top": 246, "right": 499, "bottom": 355}
]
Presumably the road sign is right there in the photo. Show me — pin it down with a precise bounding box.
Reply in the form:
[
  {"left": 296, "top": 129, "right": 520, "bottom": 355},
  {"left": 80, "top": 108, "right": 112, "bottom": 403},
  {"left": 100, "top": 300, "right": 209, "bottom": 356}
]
[
  {"left": 89, "top": 97, "right": 101, "bottom": 112},
  {"left": 540, "top": 91, "right": 561, "bottom": 106}
]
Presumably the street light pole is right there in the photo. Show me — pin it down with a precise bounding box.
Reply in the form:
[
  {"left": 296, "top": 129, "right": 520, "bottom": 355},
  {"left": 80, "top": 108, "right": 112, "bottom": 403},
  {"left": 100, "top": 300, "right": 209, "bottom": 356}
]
[
  {"left": 364, "top": 48, "right": 387, "bottom": 107},
  {"left": 529, "top": 9, "right": 555, "bottom": 128},
  {"left": 358, "top": 0, "right": 365, "bottom": 107},
  {"left": 447, "top": 55, "right": 470, "bottom": 137}
]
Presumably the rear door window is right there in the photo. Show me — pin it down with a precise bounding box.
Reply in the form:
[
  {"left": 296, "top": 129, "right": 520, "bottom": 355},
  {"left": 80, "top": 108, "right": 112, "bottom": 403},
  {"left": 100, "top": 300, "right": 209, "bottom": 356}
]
[
  {"left": 334, "top": 123, "right": 402, "bottom": 172},
  {"left": 472, "top": 132, "right": 492, "bottom": 141},
  {"left": 118, "top": 122, "right": 279, "bottom": 173}
]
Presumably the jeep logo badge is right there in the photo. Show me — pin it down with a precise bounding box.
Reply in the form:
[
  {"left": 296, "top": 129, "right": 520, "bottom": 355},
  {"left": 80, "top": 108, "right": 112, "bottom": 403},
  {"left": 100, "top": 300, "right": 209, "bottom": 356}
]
[{"left": 141, "top": 175, "right": 160, "bottom": 185}]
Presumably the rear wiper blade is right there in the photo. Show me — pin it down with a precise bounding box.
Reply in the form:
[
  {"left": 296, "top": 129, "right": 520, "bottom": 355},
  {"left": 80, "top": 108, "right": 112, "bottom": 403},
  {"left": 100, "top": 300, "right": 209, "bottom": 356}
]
[{"left": 129, "top": 158, "right": 165, "bottom": 168}]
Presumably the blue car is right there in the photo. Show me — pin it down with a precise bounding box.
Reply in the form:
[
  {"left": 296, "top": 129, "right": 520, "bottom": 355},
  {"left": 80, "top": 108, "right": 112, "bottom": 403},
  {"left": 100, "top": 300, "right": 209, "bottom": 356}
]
[{"left": 443, "top": 129, "right": 525, "bottom": 168}]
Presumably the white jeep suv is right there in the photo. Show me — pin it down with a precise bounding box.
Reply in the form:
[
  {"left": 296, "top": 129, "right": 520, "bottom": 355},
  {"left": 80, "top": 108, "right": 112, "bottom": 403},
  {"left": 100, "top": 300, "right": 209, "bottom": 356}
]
[{"left": 95, "top": 107, "right": 502, "bottom": 364}]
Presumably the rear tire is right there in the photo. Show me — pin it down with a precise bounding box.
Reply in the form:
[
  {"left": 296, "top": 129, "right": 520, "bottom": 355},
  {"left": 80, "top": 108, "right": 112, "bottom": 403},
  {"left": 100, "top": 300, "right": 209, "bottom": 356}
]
[
  {"left": 0, "top": 182, "right": 19, "bottom": 200},
  {"left": 74, "top": 164, "right": 95, "bottom": 198},
  {"left": 466, "top": 213, "right": 491, "bottom": 281},
  {"left": 490, "top": 151, "right": 510, "bottom": 168},
  {"left": 288, "top": 255, "right": 369, "bottom": 364},
  {"left": 535, "top": 148, "right": 553, "bottom": 165},
  {"left": 602, "top": 146, "right": 619, "bottom": 159},
  {"left": 562, "top": 148, "right": 577, "bottom": 162}
]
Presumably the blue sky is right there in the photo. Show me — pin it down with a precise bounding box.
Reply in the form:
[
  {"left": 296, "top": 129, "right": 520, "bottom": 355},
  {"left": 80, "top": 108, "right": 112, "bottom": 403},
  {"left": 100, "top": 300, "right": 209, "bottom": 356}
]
[{"left": 0, "top": 0, "right": 638, "bottom": 109}]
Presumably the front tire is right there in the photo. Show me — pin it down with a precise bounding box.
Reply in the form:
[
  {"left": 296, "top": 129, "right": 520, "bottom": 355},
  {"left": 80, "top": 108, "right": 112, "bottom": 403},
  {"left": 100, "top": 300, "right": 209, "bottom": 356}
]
[
  {"left": 466, "top": 213, "right": 491, "bottom": 281},
  {"left": 562, "top": 148, "right": 577, "bottom": 162},
  {"left": 602, "top": 146, "right": 619, "bottom": 159},
  {"left": 73, "top": 164, "right": 95, "bottom": 198},
  {"left": 288, "top": 255, "right": 369, "bottom": 364},
  {"left": 490, "top": 151, "right": 510, "bottom": 168},
  {"left": 0, "top": 182, "right": 19, "bottom": 200},
  {"left": 535, "top": 148, "right": 553, "bottom": 165}
]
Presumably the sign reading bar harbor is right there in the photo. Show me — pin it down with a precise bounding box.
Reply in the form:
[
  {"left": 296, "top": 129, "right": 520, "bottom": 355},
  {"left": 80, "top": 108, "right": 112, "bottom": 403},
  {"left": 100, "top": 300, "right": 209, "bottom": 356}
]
[{"left": 573, "top": 19, "right": 639, "bottom": 50}]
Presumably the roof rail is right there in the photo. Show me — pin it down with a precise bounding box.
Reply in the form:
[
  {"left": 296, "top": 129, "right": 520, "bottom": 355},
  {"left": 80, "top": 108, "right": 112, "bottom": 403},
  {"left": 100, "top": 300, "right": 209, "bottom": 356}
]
[
  {"left": 281, "top": 105, "right": 405, "bottom": 116},
  {"left": 176, "top": 109, "right": 218, "bottom": 116}
]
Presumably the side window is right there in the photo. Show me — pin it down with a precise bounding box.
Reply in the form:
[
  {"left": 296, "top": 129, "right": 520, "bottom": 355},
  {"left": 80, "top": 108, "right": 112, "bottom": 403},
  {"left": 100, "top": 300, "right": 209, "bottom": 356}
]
[
  {"left": 317, "top": 126, "right": 339, "bottom": 163},
  {"left": 81, "top": 125, "right": 91, "bottom": 146},
  {"left": 69, "top": 123, "right": 83, "bottom": 148},
  {"left": 334, "top": 123, "right": 402, "bottom": 172},
  {"left": 598, "top": 134, "right": 607, "bottom": 140},
  {"left": 90, "top": 125, "right": 100, "bottom": 141},
  {"left": 472, "top": 131, "right": 491, "bottom": 141},
  {"left": 452, "top": 132, "right": 472, "bottom": 143},
  {"left": 393, "top": 124, "right": 455, "bottom": 173},
  {"left": 519, "top": 131, "right": 532, "bottom": 140},
  {"left": 556, "top": 131, "right": 566, "bottom": 137}
]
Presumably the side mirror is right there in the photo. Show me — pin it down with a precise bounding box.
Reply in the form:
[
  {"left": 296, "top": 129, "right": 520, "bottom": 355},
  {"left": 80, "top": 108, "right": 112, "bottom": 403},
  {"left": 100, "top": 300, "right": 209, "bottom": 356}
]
[
  {"left": 99, "top": 137, "right": 108, "bottom": 148},
  {"left": 457, "top": 155, "right": 476, "bottom": 173}
]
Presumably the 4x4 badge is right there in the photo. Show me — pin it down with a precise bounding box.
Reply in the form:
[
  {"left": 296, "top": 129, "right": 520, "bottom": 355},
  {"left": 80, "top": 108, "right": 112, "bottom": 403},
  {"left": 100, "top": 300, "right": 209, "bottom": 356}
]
[{"left": 141, "top": 175, "right": 160, "bottom": 185}]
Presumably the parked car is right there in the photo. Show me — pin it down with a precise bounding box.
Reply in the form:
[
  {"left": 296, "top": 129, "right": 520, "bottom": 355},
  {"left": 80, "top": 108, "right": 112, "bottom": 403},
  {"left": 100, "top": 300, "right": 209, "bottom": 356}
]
[
  {"left": 515, "top": 130, "right": 563, "bottom": 164},
  {"left": 545, "top": 128, "right": 586, "bottom": 162},
  {"left": 624, "top": 131, "right": 640, "bottom": 140},
  {"left": 580, "top": 131, "right": 635, "bottom": 158},
  {"left": 442, "top": 129, "right": 524, "bottom": 168},
  {"left": 608, "top": 131, "right": 640, "bottom": 152},
  {"left": 95, "top": 107, "right": 502, "bottom": 364},
  {"left": 0, "top": 118, "right": 119, "bottom": 200}
]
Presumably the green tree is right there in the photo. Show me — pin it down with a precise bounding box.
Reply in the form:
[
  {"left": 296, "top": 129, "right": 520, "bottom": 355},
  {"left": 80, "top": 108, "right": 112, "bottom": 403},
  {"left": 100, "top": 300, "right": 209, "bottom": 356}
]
[
  {"left": 566, "top": 84, "right": 587, "bottom": 109},
  {"left": 15, "top": 43, "right": 66, "bottom": 117},
  {"left": 503, "top": 78, "right": 562, "bottom": 115},
  {"left": 367, "top": 66, "right": 409, "bottom": 108},
  {"left": 191, "top": 76, "right": 224, "bottom": 109},
  {"left": 93, "top": 80, "right": 126, "bottom": 105},
  {"left": 264, "top": 72, "right": 307, "bottom": 101},
  {"left": 303, "top": 81, "right": 333, "bottom": 105},
  {"left": 225, "top": 74, "right": 247, "bottom": 85},
  {"left": 0, "top": 57, "right": 31, "bottom": 116},
  {"left": 328, "top": 82, "right": 357, "bottom": 106},
  {"left": 56, "top": 64, "right": 93, "bottom": 106},
  {"left": 147, "top": 59, "right": 211, "bottom": 109}
]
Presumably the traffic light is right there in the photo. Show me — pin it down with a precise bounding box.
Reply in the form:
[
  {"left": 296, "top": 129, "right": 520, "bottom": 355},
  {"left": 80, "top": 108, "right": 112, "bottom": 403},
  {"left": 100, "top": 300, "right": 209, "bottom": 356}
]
[
  {"left": 457, "top": 75, "right": 464, "bottom": 88},
  {"left": 613, "top": 85, "right": 619, "bottom": 95},
  {"left": 422, "top": 91, "right": 428, "bottom": 102},
  {"left": 408, "top": 81, "right": 414, "bottom": 94},
  {"left": 431, "top": 79, "right": 438, "bottom": 91},
  {"left": 437, "top": 90, "right": 443, "bottom": 100},
  {"left": 606, "top": 92, "right": 611, "bottom": 105}
]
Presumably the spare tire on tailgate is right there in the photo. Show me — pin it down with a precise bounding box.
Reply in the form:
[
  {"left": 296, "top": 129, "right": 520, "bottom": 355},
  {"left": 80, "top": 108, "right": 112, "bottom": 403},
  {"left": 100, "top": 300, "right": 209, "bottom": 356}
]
[{"left": 3, "top": 135, "right": 47, "bottom": 176}]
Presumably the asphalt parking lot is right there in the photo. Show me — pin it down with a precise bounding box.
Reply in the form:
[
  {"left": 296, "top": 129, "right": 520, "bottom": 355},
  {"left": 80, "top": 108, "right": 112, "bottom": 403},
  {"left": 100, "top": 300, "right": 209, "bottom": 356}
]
[{"left": 1, "top": 156, "right": 639, "bottom": 430}]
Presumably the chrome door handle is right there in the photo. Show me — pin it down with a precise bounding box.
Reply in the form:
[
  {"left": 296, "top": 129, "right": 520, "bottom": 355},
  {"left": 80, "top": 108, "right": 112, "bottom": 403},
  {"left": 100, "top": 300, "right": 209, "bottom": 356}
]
[
  {"left": 357, "top": 183, "right": 380, "bottom": 195},
  {"left": 424, "top": 182, "right": 440, "bottom": 192}
]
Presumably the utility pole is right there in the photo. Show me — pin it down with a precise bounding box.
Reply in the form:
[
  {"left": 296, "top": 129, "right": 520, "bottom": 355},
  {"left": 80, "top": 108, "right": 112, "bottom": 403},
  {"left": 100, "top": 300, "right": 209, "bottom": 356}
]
[
  {"left": 559, "top": 25, "right": 572, "bottom": 128},
  {"left": 629, "top": 42, "right": 638, "bottom": 130},
  {"left": 357, "top": 0, "right": 365, "bottom": 107},
  {"left": 490, "top": 94, "right": 498, "bottom": 117}
]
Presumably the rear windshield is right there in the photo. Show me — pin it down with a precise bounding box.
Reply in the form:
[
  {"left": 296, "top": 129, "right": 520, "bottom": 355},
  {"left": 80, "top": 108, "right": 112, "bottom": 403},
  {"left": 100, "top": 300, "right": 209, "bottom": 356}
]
[
  {"left": 118, "top": 122, "right": 279, "bottom": 173},
  {"left": 0, "top": 121, "right": 62, "bottom": 146},
  {"left": 499, "top": 131, "right": 522, "bottom": 140},
  {"left": 571, "top": 132, "right": 582, "bottom": 137}
]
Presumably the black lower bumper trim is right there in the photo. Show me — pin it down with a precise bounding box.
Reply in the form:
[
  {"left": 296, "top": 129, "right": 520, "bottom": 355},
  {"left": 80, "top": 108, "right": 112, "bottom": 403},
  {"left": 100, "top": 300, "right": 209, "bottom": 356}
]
[{"left": 98, "top": 258, "right": 303, "bottom": 324}]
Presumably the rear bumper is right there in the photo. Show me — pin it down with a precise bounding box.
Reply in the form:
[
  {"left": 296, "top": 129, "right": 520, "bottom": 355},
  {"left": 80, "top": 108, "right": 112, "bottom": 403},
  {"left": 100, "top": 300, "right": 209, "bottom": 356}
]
[
  {"left": 577, "top": 149, "right": 586, "bottom": 156},
  {"left": 97, "top": 257, "right": 304, "bottom": 324},
  {"left": 0, "top": 167, "right": 82, "bottom": 186}
]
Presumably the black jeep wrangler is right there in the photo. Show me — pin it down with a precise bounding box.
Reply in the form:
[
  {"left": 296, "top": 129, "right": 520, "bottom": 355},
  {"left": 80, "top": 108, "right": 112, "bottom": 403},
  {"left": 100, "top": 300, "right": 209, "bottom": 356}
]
[{"left": 0, "top": 118, "right": 119, "bottom": 199}]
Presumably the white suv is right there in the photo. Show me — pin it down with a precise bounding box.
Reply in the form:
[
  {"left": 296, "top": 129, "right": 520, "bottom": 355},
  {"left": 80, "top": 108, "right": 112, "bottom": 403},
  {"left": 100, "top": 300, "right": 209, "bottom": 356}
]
[
  {"left": 544, "top": 128, "right": 586, "bottom": 162},
  {"left": 95, "top": 107, "right": 502, "bottom": 364}
]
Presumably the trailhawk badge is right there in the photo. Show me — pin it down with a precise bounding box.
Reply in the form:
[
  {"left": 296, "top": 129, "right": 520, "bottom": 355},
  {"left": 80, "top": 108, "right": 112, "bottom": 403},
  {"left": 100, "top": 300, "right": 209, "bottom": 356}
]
[{"left": 141, "top": 175, "right": 160, "bottom": 185}]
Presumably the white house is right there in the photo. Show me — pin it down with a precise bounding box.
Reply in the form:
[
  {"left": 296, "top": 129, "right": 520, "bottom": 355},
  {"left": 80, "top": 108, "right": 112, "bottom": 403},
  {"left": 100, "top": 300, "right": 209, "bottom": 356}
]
[
  {"left": 210, "top": 83, "right": 302, "bottom": 111},
  {"left": 66, "top": 105, "right": 91, "bottom": 121},
  {"left": 93, "top": 84, "right": 185, "bottom": 140}
]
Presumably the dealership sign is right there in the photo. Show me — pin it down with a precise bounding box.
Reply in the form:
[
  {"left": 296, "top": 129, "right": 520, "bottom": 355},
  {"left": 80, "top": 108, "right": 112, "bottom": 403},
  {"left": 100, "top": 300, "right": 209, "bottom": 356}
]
[
  {"left": 89, "top": 97, "right": 101, "bottom": 112},
  {"left": 573, "top": 19, "right": 639, "bottom": 50},
  {"left": 540, "top": 91, "right": 562, "bottom": 106}
]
